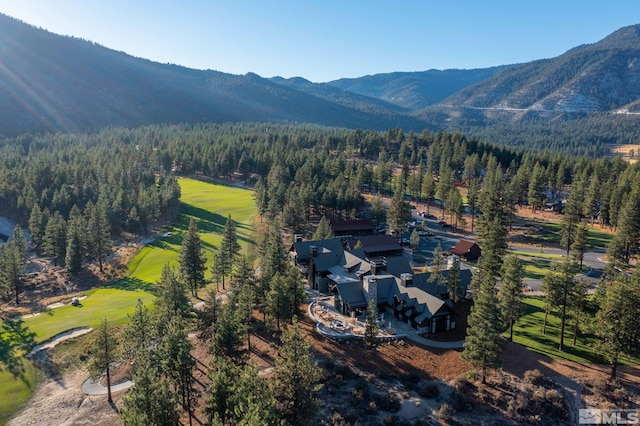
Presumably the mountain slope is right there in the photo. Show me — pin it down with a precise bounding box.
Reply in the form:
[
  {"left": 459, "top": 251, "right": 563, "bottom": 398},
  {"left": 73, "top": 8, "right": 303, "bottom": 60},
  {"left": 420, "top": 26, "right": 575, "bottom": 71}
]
[
  {"left": 439, "top": 24, "right": 640, "bottom": 114},
  {"left": 0, "top": 14, "right": 426, "bottom": 136},
  {"left": 326, "top": 68, "right": 506, "bottom": 110}
]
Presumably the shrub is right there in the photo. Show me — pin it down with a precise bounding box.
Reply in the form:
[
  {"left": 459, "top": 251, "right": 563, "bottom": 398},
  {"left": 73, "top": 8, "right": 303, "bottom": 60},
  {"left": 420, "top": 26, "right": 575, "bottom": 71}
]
[
  {"left": 523, "top": 369, "right": 545, "bottom": 386},
  {"left": 449, "top": 389, "right": 473, "bottom": 412},
  {"left": 437, "top": 403, "right": 454, "bottom": 423},
  {"left": 417, "top": 381, "right": 440, "bottom": 399}
]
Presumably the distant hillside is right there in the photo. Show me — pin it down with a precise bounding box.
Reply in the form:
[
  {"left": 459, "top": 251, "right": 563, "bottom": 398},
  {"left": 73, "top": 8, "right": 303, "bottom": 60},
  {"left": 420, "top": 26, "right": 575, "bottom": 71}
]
[
  {"left": 1, "top": 12, "right": 640, "bottom": 154},
  {"left": 0, "top": 14, "right": 426, "bottom": 136},
  {"left": 326, "top": 68, "right": 506, "bottom": 110},
  {"left": 438, "top": 24, "right": 640, "bottom": 115}
]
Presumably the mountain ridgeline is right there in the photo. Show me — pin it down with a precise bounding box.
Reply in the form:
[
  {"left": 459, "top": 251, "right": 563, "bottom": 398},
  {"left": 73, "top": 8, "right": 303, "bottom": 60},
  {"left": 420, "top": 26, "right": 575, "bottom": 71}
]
[{"left": 1, "top": 13, "right": 640, "bottom": 153}]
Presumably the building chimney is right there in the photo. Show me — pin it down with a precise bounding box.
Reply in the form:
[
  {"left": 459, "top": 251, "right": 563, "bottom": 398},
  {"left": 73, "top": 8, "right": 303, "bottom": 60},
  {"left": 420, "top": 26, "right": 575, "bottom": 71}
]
[
  {"left": 400, "top": 273, "right": 413, "bottom": 287},
  {"left": 363, "top": 275, "right": 378, "bottom": 305},
  {"left": 310, "top": 245, "right": 318, "bottom": 257}
]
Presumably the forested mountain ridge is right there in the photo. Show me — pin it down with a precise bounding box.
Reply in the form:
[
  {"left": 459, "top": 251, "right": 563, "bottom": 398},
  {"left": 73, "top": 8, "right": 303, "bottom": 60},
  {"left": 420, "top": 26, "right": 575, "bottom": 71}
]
[
  {"left": 0, "top": 14, "right": 425, "bottom": 137},
  {"left": 437, "top": 24, "right": 640, "bottom": 114},
  {"left": 324, "top": 67, "right": 507, "bottom": 110},
  {"left": 2, "top": 13, "right": 640, "bottom": 154}
]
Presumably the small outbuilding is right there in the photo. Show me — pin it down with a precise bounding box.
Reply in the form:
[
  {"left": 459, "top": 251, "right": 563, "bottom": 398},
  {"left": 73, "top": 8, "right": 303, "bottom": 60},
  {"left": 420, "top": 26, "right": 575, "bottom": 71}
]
[{"left": 448, "top": 240, "right": 481, "bottom": 261}]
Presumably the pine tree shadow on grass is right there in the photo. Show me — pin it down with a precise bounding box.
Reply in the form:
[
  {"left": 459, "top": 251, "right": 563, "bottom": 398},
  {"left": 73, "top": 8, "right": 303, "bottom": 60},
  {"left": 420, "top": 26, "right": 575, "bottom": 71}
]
[
  {"left": 108, "top": 277, "right": 157, "bottom": 296},
  {"left": 180, "top": 206, "right": 227, "bottom": 234},
  {"left": 0, "top": 318, "right": 36, "bottom": 384}
]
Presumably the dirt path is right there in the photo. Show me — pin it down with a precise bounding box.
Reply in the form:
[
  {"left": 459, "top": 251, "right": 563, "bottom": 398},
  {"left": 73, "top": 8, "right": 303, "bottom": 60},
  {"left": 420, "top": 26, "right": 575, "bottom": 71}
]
[{"left": 7, "top": 369, "right": 124, "bottom": 426}]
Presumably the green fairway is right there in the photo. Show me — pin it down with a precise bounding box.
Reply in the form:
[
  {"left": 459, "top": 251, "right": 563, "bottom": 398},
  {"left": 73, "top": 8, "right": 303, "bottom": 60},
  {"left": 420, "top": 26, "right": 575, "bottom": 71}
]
[
  {"left": 511, "top": 297, "right": 640, "bottom": 365},
  {"left": 0, "top": 361, "right": 38, "bottom": 425},
  {"left": 522, "top": 221, "right": 614, "bottom": 250},
  {"left": 1, "top": 178, "right": 257, "bottom": 422},
  {"left": 22, "top": 178, "right": 257, "bottom": 342}
]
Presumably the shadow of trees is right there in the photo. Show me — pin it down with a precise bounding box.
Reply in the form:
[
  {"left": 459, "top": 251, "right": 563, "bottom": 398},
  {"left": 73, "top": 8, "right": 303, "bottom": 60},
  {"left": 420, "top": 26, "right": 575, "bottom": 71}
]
[{"left": 0, "top": 317, "right": 37, "bottom": 383}]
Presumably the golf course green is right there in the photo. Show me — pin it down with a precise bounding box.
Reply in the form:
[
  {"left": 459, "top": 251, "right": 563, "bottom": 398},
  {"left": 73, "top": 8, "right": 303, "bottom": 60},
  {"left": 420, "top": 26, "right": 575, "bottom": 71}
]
[{"left": 0, "top": 178, "right": 257, "bottom": 423}]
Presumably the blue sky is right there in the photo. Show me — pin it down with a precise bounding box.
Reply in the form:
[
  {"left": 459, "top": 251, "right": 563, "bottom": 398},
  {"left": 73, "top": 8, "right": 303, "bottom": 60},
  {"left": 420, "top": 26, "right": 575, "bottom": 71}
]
[{"left": 0, "top": 1, "right": 638, "bottom": 82}]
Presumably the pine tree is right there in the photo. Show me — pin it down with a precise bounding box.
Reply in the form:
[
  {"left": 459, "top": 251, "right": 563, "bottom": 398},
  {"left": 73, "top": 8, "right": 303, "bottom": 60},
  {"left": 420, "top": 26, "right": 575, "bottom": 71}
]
[
  {"left": 447, "top": 256, "right": 463, "bottom": 303},
  {"left": 161, "top": 314, "right": 197, "bottom": 425},
  {"left": 210, "top": 302, "right": 247, "bottom": 363},
  {"left": 121, "top": 347, "right": 179, "bottom": 426},
  {"left": 0, "top": 226, "right": 27, "bottom": 304},
  {"left": 312, "top": 216, "right": 334, "bottom": 240},
  {"left": 65, "top": 220, "right": 83, "bottom": 275},
  {"left": 499, "top": 255, "right": 524, "bottom": 341},
  {"left": 154, "top": 264, "right": 191, "bottom": 329},
  {"left": 364, "top": 299, "right": 379, "bottom": 349},
  {"left": 43, "top": 212, "right": 67, "bottom": 266},
  {"left": 387, "top": 185, "right": 410, "bottom": 240},
  {"left": 560, "top": 173, "right": 585, "bottom": 256},
  {"left": 428, "top": 244, "right": 446, "bottom": 289},
  {"left": 88, "top": 200, "right": 112, "bottom": 272},
  {"left": 571, "top": 223, "right": 588, "bottom": 270},
  {"left": 121, "top": 298, "right": 154, "bottom": 360},
  {"left": 594, "top": 270, "right": 640, "bottom": 380},
  {"left": 462, "top": 273, "right": 503, "bottom": 384},
  {"left": 272, "top": 318, "right": 322, "bottom": 426},
  {"left": 212, "top": 215, "right": 242, "bottom": 290},
  {"left": 28, "top": 203, "right": 45, "bottom": 249},
  {"left": 266, "top": 270, "right": 291, "bottom": 331},
  {"left": 88, "top": 318, "right": 118, "bottom": 403},
  {"left": 230, "top": 255, "right": 256, "bottom": 351},
  {"left": 179, "top": 218, "right": 207, "bottom": 297}
]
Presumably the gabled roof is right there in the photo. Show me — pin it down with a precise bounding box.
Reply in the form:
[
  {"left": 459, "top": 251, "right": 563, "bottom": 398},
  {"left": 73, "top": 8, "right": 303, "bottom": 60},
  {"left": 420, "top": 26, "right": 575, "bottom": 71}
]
[
  {"left": 330, "top": 219, "right": 374, "bottom": 233},
  {"left": 412, "top": 269, "right": 473, "bottom": 298},
  {"left": 353, "top": 235, "right": 402, "bottom": 255},
  {"left": 448, "top": 240, "right": 480, "bottom": 256},
  {"left": 290, "top": 238, "right": 344, "bottom": 262}
]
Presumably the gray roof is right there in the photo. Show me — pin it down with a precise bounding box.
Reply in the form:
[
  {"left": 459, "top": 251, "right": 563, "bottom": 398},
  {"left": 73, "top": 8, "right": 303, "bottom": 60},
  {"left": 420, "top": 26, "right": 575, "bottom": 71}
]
[
  {"left": 412, "top": 269, "right": 472, "bottom": 298},
  {"left": 290, "top": 238, "right": 344, "bottom": 262}
]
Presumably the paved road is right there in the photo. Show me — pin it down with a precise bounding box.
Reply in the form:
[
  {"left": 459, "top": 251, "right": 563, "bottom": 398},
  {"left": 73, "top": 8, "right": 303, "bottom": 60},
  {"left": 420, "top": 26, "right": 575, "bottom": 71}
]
[{"left": 408, "top": 208, "right": 607, "bottom": 293}]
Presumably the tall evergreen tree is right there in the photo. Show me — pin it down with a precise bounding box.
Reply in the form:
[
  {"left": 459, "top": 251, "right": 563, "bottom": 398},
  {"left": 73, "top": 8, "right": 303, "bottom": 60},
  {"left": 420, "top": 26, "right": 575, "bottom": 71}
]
[
  {"left": 272, "top": 318, "right": 322, "bottom": 426},
  {"left": 88, "top": 200, "right": 112, "bottom": 273},
  {"left": 428, "top": 244, "right": 446, "bottom": 289},
  {"left": 364, "top": 299, "right": 379, "bottom": 349},
  {"left": 210, "top": 302, "right": 247, "bottom": 363},
  {"left": 0, "top": 226, "right": 27, "bottom": 304},
  {"left": 387, "top": 185, "right": 410, "bottom": 240},
  {"left": 88, "top": 318, "right": 118, "bottom": 403},
  {"left": 447, "top": 256, "right": 463, "bottom": 303},
  {"left": 161, "top": 314, "right": 197, "bottom": 425},
  {"left": 462, "top": 273, "right": 503, "bottom": 384},
  {"left": 594, "top": 270, "right": 640, "bottom": 380},
  {"left": 312, "top": 215, "right": 334, "bottom": 240},
  {"left": 499, "top": 255, "right": 524, "bottom": 341},
  {"left": 121, "top": 347, "right": 179, "bottom": 426},
  {"left": 212, "top": 215, "right": 242, "bottom": 290},
  {"left": 43, "top": 212, "right": 67, "bottom": 266},
  {"left": 65, "top": 219, "right": 83, "bottom": 275},
  {"left": 179, "top": 218, "right": 207, "bottom": 297},
  {"left": 121, "top": 298, "right": 154, "bottom": 360},
  {"left": 154, "top": 264, "right": 191, "bottom": 328}
]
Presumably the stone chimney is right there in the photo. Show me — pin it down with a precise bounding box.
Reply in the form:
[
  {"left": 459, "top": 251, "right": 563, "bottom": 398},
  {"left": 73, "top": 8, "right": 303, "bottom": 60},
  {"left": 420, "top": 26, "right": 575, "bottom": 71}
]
[
  {"left": 310, "top": 245, "right": 318, "bottom": 257},
  {"left": 400, "top": 273, "right": 413, "bottom": 287},
  {"left": 363, "top": 275, "right": 378, "bottom": 305}
]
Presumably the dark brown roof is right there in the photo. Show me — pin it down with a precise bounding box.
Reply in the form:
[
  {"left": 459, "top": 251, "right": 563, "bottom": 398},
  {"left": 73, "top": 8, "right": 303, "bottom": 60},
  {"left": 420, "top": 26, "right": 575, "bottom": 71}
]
[
  {"left": 330, "top": 219, "right": 374, "bottom": 232},
  {"left": 355, "top": 235, "right": 402, "bottom": 254},
  {"left": 448, "top": 240, "right": 479, "bottom": 256}
]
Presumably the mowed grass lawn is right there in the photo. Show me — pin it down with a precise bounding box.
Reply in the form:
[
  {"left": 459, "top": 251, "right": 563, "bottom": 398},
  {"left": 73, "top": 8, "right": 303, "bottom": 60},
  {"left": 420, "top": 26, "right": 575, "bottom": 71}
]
[
  {"left": 24, "top": 178, "right": 256, "bottom": 343},
  {"left": 512, "top": 297, "right": 640, "bottom": 365},
  {"left": 525, "top": 221, "right": 614, "bottom": 250},
  {"left": 1, "top": 178, "right": 256, "bottom": 423}
]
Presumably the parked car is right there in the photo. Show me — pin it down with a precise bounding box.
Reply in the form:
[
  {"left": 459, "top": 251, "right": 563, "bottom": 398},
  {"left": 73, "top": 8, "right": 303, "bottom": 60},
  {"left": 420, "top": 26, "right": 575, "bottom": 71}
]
[
  {"left": 417, "top": 230, "right": 432, "bottom": 237},
  {"left": 438, "top": 221, "right": 451, "bottom": 228}
]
